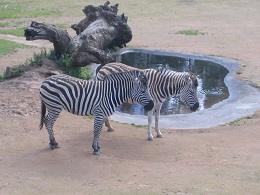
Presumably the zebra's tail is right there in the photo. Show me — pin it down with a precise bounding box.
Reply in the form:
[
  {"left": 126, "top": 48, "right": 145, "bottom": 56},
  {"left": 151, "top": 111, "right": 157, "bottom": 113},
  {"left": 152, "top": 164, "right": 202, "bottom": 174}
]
[{"left": 39, "top": 100, "right": 46, "bottom": 130}]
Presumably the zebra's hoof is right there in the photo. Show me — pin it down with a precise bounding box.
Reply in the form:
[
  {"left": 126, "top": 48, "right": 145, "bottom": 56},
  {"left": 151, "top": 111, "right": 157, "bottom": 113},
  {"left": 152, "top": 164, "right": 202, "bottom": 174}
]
[
  {"left": 93, "top": 150, "right": 101, "bottom": 155},
  {"left": 156, "top": 134, "right": 163, "bottom": 138},
  {"left": 148, "top": 137, "right": 154, "bottom": 141},
  {"left": 107, "top": 128, "right": 114, "bottom": 132},
  {"left": 49, "top": 143, "right": 60, "bottom": 149}
]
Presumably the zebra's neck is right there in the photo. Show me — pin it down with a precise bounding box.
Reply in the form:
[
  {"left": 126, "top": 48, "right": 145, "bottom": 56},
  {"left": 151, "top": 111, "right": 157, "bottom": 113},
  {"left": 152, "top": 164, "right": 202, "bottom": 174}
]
[
  {"left": 144, "top": 69, "right": 188, "bottom": 101},
  {"left": 101, "top": 78, "right": 133, "bottom": 115}
]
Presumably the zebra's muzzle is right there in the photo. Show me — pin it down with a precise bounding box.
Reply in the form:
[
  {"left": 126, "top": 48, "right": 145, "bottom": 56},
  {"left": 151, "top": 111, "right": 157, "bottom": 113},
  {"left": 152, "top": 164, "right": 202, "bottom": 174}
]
[
  {"left": 144, "top": 100, "right": 154, "bottom": 111},
  {"left": 190, "top": 102, "right": 199, "bottom": 111}
]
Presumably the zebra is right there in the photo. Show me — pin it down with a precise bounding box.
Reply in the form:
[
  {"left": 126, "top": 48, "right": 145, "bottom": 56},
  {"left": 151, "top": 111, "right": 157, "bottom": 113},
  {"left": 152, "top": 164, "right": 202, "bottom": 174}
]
[
  {"left": 96, "top": 62, "right": 199, "bottom": 141},
  {"left": 39, "top": 70, "right": 154, "bottom": 155}
]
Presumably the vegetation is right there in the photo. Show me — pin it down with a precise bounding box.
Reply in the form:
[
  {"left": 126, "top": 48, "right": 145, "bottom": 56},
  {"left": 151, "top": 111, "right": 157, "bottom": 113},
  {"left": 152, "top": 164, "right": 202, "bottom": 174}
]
[
  {"left": 0, "top": 39, "right": 28, "bottom": 56},
  {"left": 55, "top": 23, "right": 69, "bottom": 29},
  {"left": 228, "top": 114, "right": 257, "bottom": 126},
  {"left": 0, "top": 24, "right": 68, "bottom": 37},
  {"left": 0, "top": 22, "right": 8, "bottom": 27},
  {"left": 27, "top": 48, "right": 49, "bottom": 65},
  {"left": 0, "top": 3, "right": 61, "bottom": 19},
  {"left": 229, "top": 117, "right": 245, "bottom": 125},
  {"left": 0, "top": 47, "right": 47, "bottom": 81},
  {"left": 176, "top": 29, "right": 204, "bottom": 36},
  {"left": 131, "top": 123, "right": 148, "bottom": 128},
  {"left": 48, "top": 50, "right": 91, "bottom": 80},
  {"left": 0, "top": 47, "right": 91, "bottom": 81},
  {"left": 0, "top": 27, "right": 25, "bottom": 36}
]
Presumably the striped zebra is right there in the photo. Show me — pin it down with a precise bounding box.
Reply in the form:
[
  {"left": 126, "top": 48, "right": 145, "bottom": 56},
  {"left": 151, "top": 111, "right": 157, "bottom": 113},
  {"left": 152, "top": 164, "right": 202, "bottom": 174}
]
[
  {"left": 39, "top": 70, "right": 154, "bottom": 155},
  {"left": 96, "top": 62, "right": 199, "bottom": 141}
]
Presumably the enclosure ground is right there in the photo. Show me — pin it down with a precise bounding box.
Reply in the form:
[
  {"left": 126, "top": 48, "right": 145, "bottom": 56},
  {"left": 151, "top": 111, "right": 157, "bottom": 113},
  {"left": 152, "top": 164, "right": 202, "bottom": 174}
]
[{"left": 0, "top": 1, "right": 260, "bottom": 194}]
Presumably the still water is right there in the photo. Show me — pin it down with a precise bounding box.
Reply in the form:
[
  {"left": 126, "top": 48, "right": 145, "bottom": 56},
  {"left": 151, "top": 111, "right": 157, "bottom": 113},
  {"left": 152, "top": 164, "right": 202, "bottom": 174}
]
[{"left": 115, "top": 50, "right": 229, "bottom": 115}]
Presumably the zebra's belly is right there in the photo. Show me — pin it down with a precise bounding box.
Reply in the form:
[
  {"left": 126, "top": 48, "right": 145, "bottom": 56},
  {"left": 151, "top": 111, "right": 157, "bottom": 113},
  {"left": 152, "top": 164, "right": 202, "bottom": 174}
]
[
  {"left": 41, "top": 92, "right": 95, "bottom": 116},
  {"left": 63, "top": 105, "right": 94, "bottom": 116}
]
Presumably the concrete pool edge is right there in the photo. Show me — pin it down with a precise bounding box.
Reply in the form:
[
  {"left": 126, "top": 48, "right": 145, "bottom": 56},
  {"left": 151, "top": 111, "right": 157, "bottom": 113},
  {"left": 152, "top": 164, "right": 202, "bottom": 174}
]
[{"left": 110, "top": 49, "right": 260, "bottom": 129}]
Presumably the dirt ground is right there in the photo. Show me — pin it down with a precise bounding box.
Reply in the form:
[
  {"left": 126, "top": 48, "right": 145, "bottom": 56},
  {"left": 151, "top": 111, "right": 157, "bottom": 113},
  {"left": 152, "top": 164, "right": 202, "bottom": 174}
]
[{"left": 0, "top": 1, "right": 260, "bottom": 194}]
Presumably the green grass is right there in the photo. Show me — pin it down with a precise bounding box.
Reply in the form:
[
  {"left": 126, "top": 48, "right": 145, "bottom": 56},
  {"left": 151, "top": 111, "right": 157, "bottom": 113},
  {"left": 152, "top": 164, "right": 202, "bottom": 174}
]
[
  {"left": 55, "top": 23, "right": 69, "bottom": 29},
  {"left": 176, "top": 29, "right": 203, "bottom": 36},
  {"left": 0, "top": 27, "right": 25, "bottom": 36},
  {"left": 0, "top": 22, "right": 8, "bottom": 27},
  {"left": 0, "top": 46, "right": 91, "bottom": 81},
  {"left": 229, "top": 117, "right": 244, "bottom": 125},
  {"left": 14, "top": 21, "right": 24, "bottom": 25},
  {"left": 0, "top": 25, "right": 67, "bottom": 37},
  {"left": 228, "top": 114, "right": 257, "bottom": 126},
  {"left": 0, "top": 47, "right": 46, "bottom": 81},
  {"left": 48, "top": 50, "right": 91, "bottom": 80},
  {"left": 0, "top": 39, "right": 28, "bottom": 56},
  {"left": 0, "top": 3, "right": 61, "bottom": 19},
  {"left": 131, "top": 123, "right": 148, "bottom": 128}
]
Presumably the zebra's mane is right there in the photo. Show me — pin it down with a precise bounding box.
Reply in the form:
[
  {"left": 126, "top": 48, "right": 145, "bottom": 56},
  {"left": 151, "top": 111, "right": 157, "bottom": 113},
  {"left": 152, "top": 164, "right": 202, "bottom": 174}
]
[
  {"left": 151, "top": 68, "right": 198, "bottom": 85},
  {"left": 151, "top": 68, "right": 188, "bottom": 76},
  {"left": 102, "top": 69, "right": 140, "bottom": 80}
]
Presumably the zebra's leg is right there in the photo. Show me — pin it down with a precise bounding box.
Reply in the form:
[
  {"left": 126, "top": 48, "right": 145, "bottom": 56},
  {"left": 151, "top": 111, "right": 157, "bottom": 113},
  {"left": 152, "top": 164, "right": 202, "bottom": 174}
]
[
  {"left": 92, "top": 115, "right": 105, "bottom": 155},
  {"left": 154, "top": 103, "right": 163, "bottom": 138},
  {"left": 105, "top": 117, "right": 114, "bottom": 132},
  {"left": 44, "top": 108, "right": 62, "bottom": 149},
  {"left": 147, "top": 109, "right": 154, "bottom": 141}
]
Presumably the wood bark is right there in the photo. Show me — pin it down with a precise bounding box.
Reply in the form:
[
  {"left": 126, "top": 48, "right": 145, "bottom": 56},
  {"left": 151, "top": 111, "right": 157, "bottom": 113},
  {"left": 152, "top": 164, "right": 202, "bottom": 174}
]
[{"left": 24, "top": 1, "right": 132, "bottom": 66}]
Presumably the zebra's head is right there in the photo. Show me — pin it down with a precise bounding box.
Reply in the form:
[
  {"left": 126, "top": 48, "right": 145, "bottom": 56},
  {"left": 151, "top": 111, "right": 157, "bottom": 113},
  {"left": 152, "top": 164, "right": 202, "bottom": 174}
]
[
  {"left": 179, "top": 72, "right": 199, "bottom": 111},
  {"left": 131, "top": 70, "right": 154, "bottom": 111}
]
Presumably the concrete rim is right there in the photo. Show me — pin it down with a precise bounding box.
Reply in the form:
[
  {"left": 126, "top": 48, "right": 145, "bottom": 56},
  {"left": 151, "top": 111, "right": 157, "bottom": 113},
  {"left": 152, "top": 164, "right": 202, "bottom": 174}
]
[{"left": 110, "top": 49, "right": 260, "bottom": 129}]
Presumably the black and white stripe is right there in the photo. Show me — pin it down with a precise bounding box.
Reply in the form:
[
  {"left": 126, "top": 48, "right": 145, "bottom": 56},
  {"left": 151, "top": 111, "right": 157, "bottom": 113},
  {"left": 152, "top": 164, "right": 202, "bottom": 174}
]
[
  {"left": 96, "top": 62, "right": 199, "bottom": 140},
  {"left": 39, "top": 70, "right": 154, "bottom": 155}
]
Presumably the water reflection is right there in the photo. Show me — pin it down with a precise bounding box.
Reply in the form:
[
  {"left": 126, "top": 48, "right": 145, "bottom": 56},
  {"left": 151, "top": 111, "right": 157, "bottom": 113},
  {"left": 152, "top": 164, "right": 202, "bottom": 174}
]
[{"left": 116, "top": 51, "right": 229, "bottom": 115}]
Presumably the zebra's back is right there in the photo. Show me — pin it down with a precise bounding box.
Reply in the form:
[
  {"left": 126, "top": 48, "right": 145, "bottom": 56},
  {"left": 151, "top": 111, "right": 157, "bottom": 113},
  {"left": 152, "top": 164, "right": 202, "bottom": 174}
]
[
  {"left": 96, "top": 62, "right": 139, "bottom": 80},
  {"left": 40, "top": 74, "right": 102, "bottom": 116},
  {"left": 96, "top": 63, "right": 185, "bottom": 103}
]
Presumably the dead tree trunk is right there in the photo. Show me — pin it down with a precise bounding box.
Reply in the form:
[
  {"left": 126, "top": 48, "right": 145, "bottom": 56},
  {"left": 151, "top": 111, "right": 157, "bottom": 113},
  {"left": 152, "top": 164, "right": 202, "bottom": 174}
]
[{"left": 24, "top": 1, "right": 132, "bottom": 66}]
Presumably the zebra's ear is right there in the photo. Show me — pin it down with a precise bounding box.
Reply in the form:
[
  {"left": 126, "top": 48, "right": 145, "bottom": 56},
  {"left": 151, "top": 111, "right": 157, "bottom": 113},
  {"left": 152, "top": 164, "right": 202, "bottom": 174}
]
[
  {"left": 189, "top": 72, "right": 199, "bottom": 87},
  {"left": 131, "top": 76, "right": 139, "bottom": 83},
  {"left": 138, "top": 74, "right": 148, "bottom": 85},
  {"left": 185, "top": 75, "right": 192, "bottom": 83}
]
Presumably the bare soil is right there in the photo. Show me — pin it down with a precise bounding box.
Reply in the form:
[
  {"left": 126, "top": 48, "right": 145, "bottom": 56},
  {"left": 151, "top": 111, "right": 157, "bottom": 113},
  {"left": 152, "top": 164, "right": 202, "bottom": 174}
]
[{"left": 0, "top": 1, "right": 259, "bottom": 194}]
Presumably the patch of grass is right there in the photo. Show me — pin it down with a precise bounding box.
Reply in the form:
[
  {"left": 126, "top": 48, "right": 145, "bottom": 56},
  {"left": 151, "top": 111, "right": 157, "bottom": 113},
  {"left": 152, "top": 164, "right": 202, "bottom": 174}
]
[
  {"left": 0, "top": 48, "right": 91, "bottom": 81},
  {"left": 228, "top": 114, "right": 257, "bottom": 126},
  {"left": 176, "top": 29, "right": 203, "bottom": 36},
  {"left": 14, "top": 21, "right": 24, "bottom": 26},
  {"left": 110, "top": 119, "right": 148, "bottom": 129},
  {"left": 29, "top": 49, "right": 85, "bottom": 79},
  {"left": 0, "top": 4, "right": 61, "bottom": 19},
  {"left": 55, "top": 23, "right": 69, "bottom": 29},
  {"left": 85, "top": 115, "right": 95, "bottom": 119},
  {"left": 0, "top": 64, "right": 30, "bottom": 81},
  {"left": 229, "top": 117, "right": 245, "bottom": 125},
  {"left": 0, "top": 39, "right": 28, "bottom": 56},
  {"left": 27, "top": 48, "right": 48, "bottom": 65},
  {"left": 48, "top": 50, "right": 91, "bottom": 80},
  {"left": 0, "top": 22, "right": 8, "bottom": 27},
  {"left": 7, "top": 64, "right": 29, "bottom": 78},
  {"left": 0, "top": 27, "right": 25, "bottom": 36},
  {"left": 236, "top": 71, "right": 242, "bottom": 75},
  {"left": 0, "top": 75, "right": 5, "bottom": 81},
  {"left": 0, "top": 48, "right": 48, "bottom": 81},
  {"left": 131, "top": 123, "right": 148, "bottom": 128}
]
